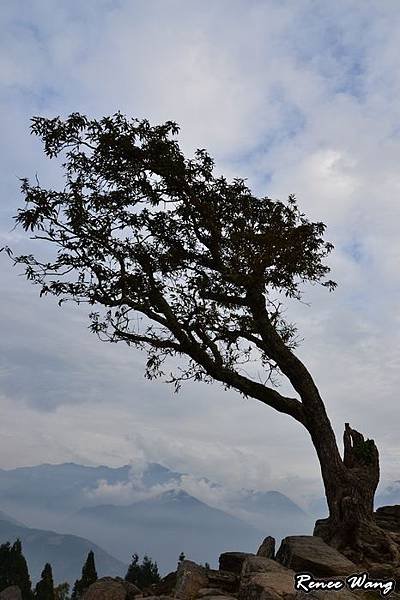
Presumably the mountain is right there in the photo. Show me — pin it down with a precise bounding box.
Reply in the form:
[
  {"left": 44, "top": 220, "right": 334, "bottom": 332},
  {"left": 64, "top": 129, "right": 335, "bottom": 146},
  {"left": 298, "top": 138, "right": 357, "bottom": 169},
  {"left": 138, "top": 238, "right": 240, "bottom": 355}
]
[
  {"left": 71, "top": 489, "right": 265, "bottom": 572},
  {"left": 230, "top": 489, "right": 313, "bottom": 537},
  {"left": 0, "top": 509, "right": 24, "bottom": 526},
  {"left": 0, "top": 462, "right": 312, "bottom": 574},
  {"left": 0, "top": 463, "right": 133, "bottom": 511},
  {"left": 0, "top": 515, "right": 127, "bottom": 585}
]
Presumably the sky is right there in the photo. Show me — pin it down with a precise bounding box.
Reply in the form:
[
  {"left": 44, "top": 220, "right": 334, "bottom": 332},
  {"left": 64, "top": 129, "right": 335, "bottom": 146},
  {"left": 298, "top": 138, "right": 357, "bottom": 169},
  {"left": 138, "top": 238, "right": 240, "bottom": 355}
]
[{"left": 1, "top": 0, "right": 400, "bottom": 508}]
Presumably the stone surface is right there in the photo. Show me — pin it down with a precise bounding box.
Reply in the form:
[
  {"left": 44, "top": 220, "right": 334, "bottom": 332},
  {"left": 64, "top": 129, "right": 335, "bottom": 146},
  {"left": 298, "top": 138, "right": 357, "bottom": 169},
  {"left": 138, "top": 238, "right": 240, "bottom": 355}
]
[
  {"left": 83, "top": 578, "right": 141, "bottom": 600},
  {"left": 294, "top": 591, "right": 369, "bottom": 599},
  {"left": 175, "top": 561, "right": 209, "bottom": 600},
  {"left": 206, "top": 569, "right": 239, "bottom": 594},
  {"left": 256, "top": 537, "right": 275, "bottom": 560},
  {"left": 140, "top": 597, "right": 173, "bottom": 600},
  {"left": 0, "top": 587, "right": 22, "bottom": 600},
  {"left": 197, "top": 596, "right": 236, "bottom": 600},
  {"left": 374, "top": 505, "right": 400, "bottom": 534},
  {"left": 151, "top": 572, "right": 177, "bottom": 596},
  {"left": 239, "top": 571, "right": 296, "bottom": 600},
  {"left": 196, "top": 589, "right": 229, "bottom": 597},
  {"left": 219, "top": 552, "right": 255, "bottom": 575},
  {"left": 241, "top": 556, "right": 288, "bottom": 578},
  {"left": 276, "top": 536, "right": 356, "bottom": 577}
]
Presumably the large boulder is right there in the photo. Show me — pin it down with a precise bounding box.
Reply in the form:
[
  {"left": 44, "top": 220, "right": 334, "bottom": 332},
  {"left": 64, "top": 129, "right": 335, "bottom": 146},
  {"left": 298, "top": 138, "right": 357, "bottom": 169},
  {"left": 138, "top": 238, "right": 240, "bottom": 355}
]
[
  {"left": 219, "top": 552, "right": 255, "bottom": 575},
  {"left": 196, "top": 597, "right": 236, "bottom": 600},
  {"left": 256, "top": 537, "right": 275, "bottom": 560},
  {"left": 241, "top": 556, "right": 288, "bottom": 578},
  {"left": 0, "top": 587, "right": 22, "bottom": 600},
  {"left": 276, "top": 536, "right": 356, "bottom": 577},
  {"left": 206, "top": 569, "right": 239, "bottom": 594},
  {"left": 294, "top": 591, "right": 370, "bottom": 599},
  {"left": 374, "top": 505, "right": 400, "bottom": 534},
  {"left": 175, "top": 561, "right": 209, "bottom": 600},
  {"left": 151, "top": 572, "right": 177, "bottom": 596},
  {"left": 239, "top": 570, "right": 296, "bottom": 600},
  {"left": 83, "top": 577, "right": 141, "bottom": 600},
  {"left": 196, "top": 589, "right": 231, "bottom": 598}
]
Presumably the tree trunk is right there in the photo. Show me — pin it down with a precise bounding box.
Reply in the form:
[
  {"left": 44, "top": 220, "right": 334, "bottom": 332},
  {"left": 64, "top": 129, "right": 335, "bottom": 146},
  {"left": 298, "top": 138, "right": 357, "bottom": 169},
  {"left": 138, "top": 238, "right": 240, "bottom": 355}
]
[{"left": 313, "top": 423, "right": 400, "bottom": 566}]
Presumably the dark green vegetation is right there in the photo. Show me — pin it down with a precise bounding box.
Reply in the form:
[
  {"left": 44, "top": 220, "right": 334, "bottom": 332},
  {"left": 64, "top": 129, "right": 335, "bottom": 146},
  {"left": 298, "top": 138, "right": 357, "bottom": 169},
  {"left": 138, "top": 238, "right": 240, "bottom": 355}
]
[
  {"left": 125, "top": 553, "right": 160, "bottom": 588},
  {"left": 5, "top": 112, "right": 398, "bottom": 566},
  {"left": 0, "top": 544, "right": 100, "bottom": 600},
  {"left": 71, "top": 551, "right": 97, "bottom": 600},
  {"left": 0, "top": 539, "right": 33, "bottom": 600},
  {"left": 35, "top": 564, "right": 55, "bottom": 600}
]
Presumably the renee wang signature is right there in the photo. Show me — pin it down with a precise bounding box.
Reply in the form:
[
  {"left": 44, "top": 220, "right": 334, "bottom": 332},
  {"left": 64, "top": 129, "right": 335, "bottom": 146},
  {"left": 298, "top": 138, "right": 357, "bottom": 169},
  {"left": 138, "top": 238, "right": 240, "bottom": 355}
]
[{"left": 294, "top": 571, "right": 396, "bottom": 596}]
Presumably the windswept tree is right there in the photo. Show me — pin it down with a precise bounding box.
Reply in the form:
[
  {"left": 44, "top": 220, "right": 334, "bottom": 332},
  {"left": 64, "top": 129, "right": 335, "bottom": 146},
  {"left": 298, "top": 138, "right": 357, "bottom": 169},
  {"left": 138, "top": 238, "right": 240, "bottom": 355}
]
[{"left": 5, "top": 112, "right": 399, "bottom": 566}]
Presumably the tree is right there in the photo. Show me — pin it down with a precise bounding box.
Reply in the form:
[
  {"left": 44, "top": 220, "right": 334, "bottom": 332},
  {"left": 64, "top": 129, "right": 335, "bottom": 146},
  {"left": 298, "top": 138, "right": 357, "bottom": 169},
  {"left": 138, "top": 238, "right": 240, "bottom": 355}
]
[
  {"left": 5, "top": 112, "right": 399, "bottom": 566},
  {"left": 35, "top": 563, "right": 55, "bottom": 600},
  {"left": 71, "top": 551, "right": 97, "bottom": 599},
  {"left": 125, "top": 554, "right": 160, "bottom": 589},
  {"left": 0, "top": 539, "right": 33, "bottom": 600},
  {"left": 54, "top": 582, "right": 70, "bottom": 600}
]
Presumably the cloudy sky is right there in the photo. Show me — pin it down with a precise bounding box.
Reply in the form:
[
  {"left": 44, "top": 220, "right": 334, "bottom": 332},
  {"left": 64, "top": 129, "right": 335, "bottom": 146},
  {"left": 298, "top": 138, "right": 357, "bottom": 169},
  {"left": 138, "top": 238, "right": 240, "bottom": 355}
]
[{"left": 1, "top": 0, "right": 400, "bottom": 507}]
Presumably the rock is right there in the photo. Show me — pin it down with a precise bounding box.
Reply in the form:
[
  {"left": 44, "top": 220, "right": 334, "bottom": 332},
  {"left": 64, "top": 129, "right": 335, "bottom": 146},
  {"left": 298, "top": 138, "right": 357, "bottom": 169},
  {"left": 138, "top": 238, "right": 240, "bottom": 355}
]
[
  {"left": 276, "top": 536, "right": 356, "bottom": 577},
  {"left": 294, "top": 591, "right": 367, "bottom": 599},
  {"left": 151, "top": 572, "right": 177, "bottom": 596},
  {"left": 197, "top": 597, "right": 236, "bottom": 600},
  {"left": 140, "top": 597, "right": 173, "bottom": 600},
  {"left": 0, "top": 587, "right": 22, "bottom": 600},
  {"left": 83, "top": 578, "right": 141, "bottom": 600},
  {"left": 206, "top": 569, "right": 240, "bottom": 594},
  {"left": 256, "top": 537, "right": 275, "bottom": 560},
  {"left": 374, "top": 505, "right": 400, "bottom": 534},
  {"left": 175, "top": 561, "right": 209, "bottom": 600},
  {"left": 239, "top": 570, "right": 296, "bottom": 600},
  {"left": 241, "top": 556, "right": 288, "bottom": 578},
  {"left": 219, "top": 553, "right": 255, "bottom": 575},
  {"left": 196, "top": 589, "right": 229, "bottom": 597}
]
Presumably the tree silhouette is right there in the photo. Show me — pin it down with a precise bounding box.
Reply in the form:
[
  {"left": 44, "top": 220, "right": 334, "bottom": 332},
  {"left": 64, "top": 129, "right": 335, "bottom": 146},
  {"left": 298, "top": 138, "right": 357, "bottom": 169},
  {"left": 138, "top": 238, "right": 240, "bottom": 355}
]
[
  {"left": 54, "top": 582, "right": 70, "bottom": 600},
  {"left": 71, "top": 551, "right": 97, "bottom": 599},
  {"left": 0, "top": 539, "right": 33, "bottom": 600},
  {"left": 125, "top": 554, "right": 160, "bottom": 589},
  {"left": 35, "top": 563, "right": 55, "bottom": 600},
  {"left": 6, "top": 112, "right": 398, "bottom": 566}
]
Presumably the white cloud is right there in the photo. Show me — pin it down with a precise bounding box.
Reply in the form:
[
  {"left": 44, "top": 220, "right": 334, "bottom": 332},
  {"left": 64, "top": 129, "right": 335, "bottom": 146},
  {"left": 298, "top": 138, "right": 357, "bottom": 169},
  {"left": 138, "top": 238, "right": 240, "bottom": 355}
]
[{"left": 1, "top": 0, "right": 400, "bottom": 506}]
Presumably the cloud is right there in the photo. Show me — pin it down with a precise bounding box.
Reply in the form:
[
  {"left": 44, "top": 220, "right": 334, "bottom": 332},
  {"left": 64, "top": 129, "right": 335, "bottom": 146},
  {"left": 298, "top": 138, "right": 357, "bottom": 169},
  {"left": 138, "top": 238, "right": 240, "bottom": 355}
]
[{"left": 1, "top": 0, "right": 400, "bottom": 507}]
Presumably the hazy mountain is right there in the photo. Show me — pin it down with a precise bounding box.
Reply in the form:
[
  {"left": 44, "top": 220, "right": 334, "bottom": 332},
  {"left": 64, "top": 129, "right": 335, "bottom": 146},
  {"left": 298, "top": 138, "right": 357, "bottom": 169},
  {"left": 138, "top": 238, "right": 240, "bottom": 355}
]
[
  {"left": 0, "top": 516, "right": 127, "bottom": 585},
  {"left": 71, "top": 489, "right": 265, "bottom": 572},
  {"left": 231, "top": 489, "right": 313, "bottom": 537},
  {"left": 0, "top": 463, "right": 133, "bottom": 511},
  {"left": 0, "top": 462, "right": 313, "bottom": 574},
  {"left": 0, "top": 509, "right": 24, "bottom": 526}
]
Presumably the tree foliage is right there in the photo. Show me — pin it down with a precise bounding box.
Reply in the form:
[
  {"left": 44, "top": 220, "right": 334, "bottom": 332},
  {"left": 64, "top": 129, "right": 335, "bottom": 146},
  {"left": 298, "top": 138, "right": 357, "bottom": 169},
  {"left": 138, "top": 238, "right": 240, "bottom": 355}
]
[
  {"left": 125, "top": 553, "right": 160, "bottom": 589},
  {"left": 0, "top": 539, "right": 33, "bottom": 600},
  {"left": 5, "top": 112, "right": 336, "bottom": 423},
  {"left": 35, "top": 563, "right": 55, "bottom": 600},
  {"left": 71, "top": 551, "right": 97, "bottom": 600},
  {"left": 54, "top": 582, "right": 70, "bottom": 600}
]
